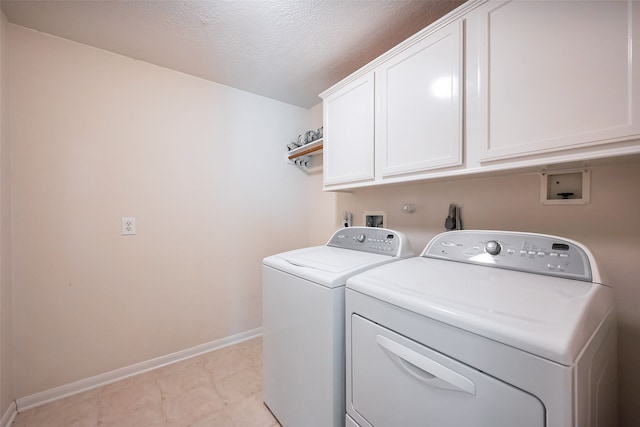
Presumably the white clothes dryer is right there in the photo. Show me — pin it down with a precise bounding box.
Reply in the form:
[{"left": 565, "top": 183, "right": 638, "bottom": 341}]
[
  {"left": 263, "top": 227, "right": 414, "bottom": 427},
  {"left": 345, "top": 230, "right": 616, "bottom": 427}
]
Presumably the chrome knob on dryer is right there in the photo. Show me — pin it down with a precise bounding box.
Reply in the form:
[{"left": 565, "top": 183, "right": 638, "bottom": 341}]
[
  {"left": 356, "top": 233, "right": 366, "bottom": 243},
  {"left": 485, "top": 240, "right": 501, "bottom": 255}
]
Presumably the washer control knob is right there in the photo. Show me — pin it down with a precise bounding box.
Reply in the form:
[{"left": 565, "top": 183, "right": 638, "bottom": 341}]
[
  {"left": 356, "top": 233, "right": 366, "bottom": 243},
  {"left": 485, "top": 240, "right": 501, "bottom": 255}
]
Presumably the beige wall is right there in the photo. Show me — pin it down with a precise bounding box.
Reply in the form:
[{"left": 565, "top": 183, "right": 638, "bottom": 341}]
[
  {"left": 0, "top": 10, "right": 14, "bottom": 418},
  {"left": 9, "top": 25, "right": 311, "bottom": 397},
  {"left": 323, "top": 159, "right": 640, "bottom": 426}
]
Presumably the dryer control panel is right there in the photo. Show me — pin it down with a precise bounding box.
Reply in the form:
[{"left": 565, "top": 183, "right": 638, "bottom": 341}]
[
  {"left": 328, "top": 227, "right": 414, "bottom": 258},
  {"left": 423, "top": 230, "right": 594, "bottom": 282}
]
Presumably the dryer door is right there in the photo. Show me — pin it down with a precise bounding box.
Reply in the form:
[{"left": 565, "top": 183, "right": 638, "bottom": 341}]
[{"left": 350, "top": 315, "right": 546, "bottom": 427}]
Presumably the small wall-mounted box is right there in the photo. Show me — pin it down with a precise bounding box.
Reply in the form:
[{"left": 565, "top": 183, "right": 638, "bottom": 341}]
[
  {"left": 363, "top": 211, "right": 387, "bottom": 228},
  {"left": 540, "top": 169, "right": 591, "bottom": 205}
]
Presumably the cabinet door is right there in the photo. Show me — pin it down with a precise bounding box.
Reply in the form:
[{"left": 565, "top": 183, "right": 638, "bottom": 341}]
[
  {"left": 472, "top": 0, "right": 640, "bottom": 162},
  {"left": 323, "top": 72, "right": 375, "bottom": 187},
  {"left": 376, "top": 19, "right": 463, "bottom": 179}
]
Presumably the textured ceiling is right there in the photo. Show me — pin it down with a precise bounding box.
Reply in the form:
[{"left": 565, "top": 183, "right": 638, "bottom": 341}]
[{"left": 1, "top": 0, "right": 465, "bottom": 108}]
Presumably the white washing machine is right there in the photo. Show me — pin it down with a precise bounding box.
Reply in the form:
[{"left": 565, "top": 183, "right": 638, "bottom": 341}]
[
  {"left": 263, "top": 227, "right": 414, "bottom": 427},
  {"left": 345, "top": 230, "right": 616, "bottom": 427}
]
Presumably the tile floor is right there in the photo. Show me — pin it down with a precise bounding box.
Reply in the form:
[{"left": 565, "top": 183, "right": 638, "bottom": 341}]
[{"left": 12, "top": 337, "right": 280, "bottom": 427}]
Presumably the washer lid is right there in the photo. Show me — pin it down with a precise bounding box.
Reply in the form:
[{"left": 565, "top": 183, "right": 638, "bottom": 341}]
[
  {"left": 264, "top": 246, "right": 401, "bottom": 288},
  {"left": 347, "top": 257, "right": 614, "bottom": 365}
]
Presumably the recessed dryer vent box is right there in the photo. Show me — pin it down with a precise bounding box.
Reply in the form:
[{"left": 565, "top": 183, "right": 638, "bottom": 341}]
[{"left": 540, "top": 169, "right": 590, "bottom": 205}]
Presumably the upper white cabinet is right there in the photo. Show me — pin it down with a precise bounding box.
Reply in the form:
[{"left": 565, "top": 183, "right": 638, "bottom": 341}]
[
  {"left": 376, "top": 19, "right": 463, "bottom": 179},
  {"left": 467, "top": 0, "right": 640, "bottom": 164},
  {"left": 323, "top": 72, "right": 375, "bottom": 186},
  {"left": 321, "top": 12, "right": 467, "bottom": 190},
  {"left": 320, "top": 0, "right": 640, "bottom": 191}
]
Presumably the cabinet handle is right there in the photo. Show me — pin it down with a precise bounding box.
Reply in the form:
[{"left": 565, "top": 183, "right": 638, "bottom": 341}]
[{"left": 375, "top": 334, "right": 476, "bottom": 395}]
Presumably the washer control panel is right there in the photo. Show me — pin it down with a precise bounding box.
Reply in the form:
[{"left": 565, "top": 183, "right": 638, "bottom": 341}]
[
  {"left": 423, "top": 230, "right": 592, "bottom": 282},
  {"left": 328, "top": 227, "right": 413, "bottom": 257}
]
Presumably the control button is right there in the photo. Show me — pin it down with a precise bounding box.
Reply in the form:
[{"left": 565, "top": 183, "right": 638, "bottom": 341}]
[
  {"left": 547, "top": 264, "right": 556, "bottom": 270},
  {"left": 356, "top": 234, "right": 366, "bottom": 243},
  {"left": 507, "top": 249, "right": 515, "bottom": 254},
  {"left": 528, "top": 251, "right": 536, "bottom": 255},
  {"left": 519, "top": 250, "right": 528, "bottom": 255},
  {"left": 537, "top": 252, "right": 545, "bottom": 257},
  {"left": 550, "top": 253, "right": 559, "bottom": 257},
  {"left": 441, "top": 241, "right": 456, "bottom": 247},
  {"left": 560, "top": 253, "right": 569, "bottom": 258},
  {"left": 557, "top": 264, "right": 566, "bottom": 271},
  {"left": 485, "top": 240, "right": 501, "bottom": 255}
]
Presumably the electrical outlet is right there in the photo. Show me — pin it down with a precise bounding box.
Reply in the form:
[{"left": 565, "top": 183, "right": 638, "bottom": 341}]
[{"left": 121, "top": 217, "right": 136, "bottom": 235}]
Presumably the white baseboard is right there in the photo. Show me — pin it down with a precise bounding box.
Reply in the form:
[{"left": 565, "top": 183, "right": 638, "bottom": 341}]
[
  {"left": 0, "top": 401, "right": 16, "bottom": 427},
  {"left": 16, "top": 327, "right": 262, "bottom": 412}
]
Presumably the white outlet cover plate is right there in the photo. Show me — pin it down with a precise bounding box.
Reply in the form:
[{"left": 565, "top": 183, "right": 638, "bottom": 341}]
[{"left": 121, "top": 217, "right": 136, "bottom": 235}]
